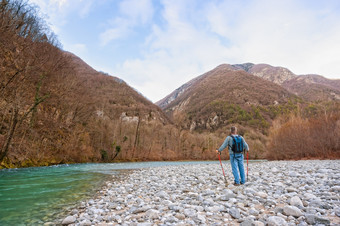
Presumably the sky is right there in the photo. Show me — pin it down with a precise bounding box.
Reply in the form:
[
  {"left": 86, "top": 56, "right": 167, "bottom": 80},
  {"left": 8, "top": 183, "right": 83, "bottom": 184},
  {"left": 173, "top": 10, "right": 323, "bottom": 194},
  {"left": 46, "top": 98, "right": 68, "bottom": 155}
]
[{"left": 30, "top": 0, "right": 340, "bottom": 103}]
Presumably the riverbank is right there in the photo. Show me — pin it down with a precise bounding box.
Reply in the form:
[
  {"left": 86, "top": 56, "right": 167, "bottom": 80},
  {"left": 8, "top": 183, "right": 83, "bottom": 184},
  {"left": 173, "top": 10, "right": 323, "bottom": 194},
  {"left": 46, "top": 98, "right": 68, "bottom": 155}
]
[{"left": 60, "top": 160, "right": 340, "bottom": 225}]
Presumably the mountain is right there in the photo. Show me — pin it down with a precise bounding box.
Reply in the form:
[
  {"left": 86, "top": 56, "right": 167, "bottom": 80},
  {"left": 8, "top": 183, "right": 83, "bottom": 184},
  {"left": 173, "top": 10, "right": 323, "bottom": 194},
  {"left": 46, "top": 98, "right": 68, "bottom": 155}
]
[
  {"left": 157, "top": 63, "right": 299, "bottom": 110},
  {"left": 64, "top": 52, "right": 169, "bottom": 121},
  {"left": 156, "top": 64, "right": 301, "bottom": 159},
  {"left": 247, "top": 64, "right": 297, "bottom": 84},
  {"left": 158, "top": 64, "right": 296, "bottom": 131},
  {"left": 231, "top": 63, "right": 340, "bottom": 102},
  {"left": 156, "top": 62, "right": 340, "bottom": 159},
  {"left": 231, "top": 63, "right": 297, "bottom": 84},
  {"left": 1, "top": 47, "right": 179, "bottom": 167},
  {"left": 282, "top": 74, "right": 340, "bottom": 102}
]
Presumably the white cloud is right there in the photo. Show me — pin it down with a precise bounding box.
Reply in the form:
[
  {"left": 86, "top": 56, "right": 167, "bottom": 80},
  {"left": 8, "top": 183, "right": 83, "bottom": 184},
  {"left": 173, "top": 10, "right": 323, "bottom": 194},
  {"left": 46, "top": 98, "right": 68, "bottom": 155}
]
[
  {"left": 204, "top": 0, "right": 340, "bottom": 76},
  {"left": 30, "top": 0, "right": 340, "bottom": 102},
  {"left": 99, "top": 18, "right": 131, "bottom": 46},
  {"left": 120, "top": 0, "right": 154, "bottom": 23},
  {"left": 65, "top": 43, "right": 88, "bottom": 56},
  {"left": 50, "top": 0, "right": 68, "bottom": 9},
  {"left": 111, "top": 0, "right": 340, "bottom": 102},
  {"left": 113, "top": 1, "right": 242, "bottom": 102},
  {"left": 30, "top": 0, "right": 95, "bottom": 31},
  {"left": 99, "top": 0, "right": 154, "bottom": 45}
]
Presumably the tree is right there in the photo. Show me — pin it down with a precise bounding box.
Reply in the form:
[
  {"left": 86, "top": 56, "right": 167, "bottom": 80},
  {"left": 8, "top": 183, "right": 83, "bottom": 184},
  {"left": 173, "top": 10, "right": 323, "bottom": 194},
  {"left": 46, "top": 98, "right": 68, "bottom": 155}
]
[{"left": 0, "top": 0, "right": 62, "bottom": 162}]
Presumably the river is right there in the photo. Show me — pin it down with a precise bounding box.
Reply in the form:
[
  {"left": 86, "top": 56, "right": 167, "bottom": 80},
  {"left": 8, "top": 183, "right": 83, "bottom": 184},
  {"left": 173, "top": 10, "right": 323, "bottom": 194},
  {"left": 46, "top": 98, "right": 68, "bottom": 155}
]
[{"left": 0, "top": 161, "right": 218, "bottom": 225}]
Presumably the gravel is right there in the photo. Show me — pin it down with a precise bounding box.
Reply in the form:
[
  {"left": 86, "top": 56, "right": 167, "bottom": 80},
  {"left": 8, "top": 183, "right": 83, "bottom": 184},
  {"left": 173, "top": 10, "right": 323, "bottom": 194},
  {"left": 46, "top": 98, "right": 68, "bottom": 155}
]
[{"left": 60, "top": 160, "right": 340, "bottom": 225}]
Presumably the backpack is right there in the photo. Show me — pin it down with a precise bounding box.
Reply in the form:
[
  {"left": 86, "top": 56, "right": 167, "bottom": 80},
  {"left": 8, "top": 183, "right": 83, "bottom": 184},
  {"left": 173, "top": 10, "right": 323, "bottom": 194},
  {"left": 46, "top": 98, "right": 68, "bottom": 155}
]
[{"left": 230, "top": 135, "right": 244, "bottom": 153}]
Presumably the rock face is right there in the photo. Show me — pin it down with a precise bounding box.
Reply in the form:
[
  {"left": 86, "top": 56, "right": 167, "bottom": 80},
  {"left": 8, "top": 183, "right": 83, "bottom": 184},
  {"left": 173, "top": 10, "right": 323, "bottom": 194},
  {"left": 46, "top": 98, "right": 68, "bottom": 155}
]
[
  {"left": 60, "top": 160, "right": 340, "bottom": 225},
  {"left": 248, "top": 64, "right": 296, "bottom": 85}
]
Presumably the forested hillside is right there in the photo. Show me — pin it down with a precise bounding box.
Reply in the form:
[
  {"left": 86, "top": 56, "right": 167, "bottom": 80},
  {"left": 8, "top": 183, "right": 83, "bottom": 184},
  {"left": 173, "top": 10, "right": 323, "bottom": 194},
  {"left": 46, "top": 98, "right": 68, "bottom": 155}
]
[
  {"left": 0, "top": 0, "right": 220, "bottom": 168},
  {"left": 158, "top": 64, "right": 340, "bottom": 160},
  {"left": 1, "top": 0, "right": 339, "bottom": 168}
]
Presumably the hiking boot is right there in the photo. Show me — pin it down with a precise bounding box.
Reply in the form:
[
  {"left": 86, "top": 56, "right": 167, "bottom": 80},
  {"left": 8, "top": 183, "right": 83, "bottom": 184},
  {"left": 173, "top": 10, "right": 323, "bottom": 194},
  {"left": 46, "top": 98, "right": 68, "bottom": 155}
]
[{"left": 233, "top": 183, "right": 240, "bottom": 186}]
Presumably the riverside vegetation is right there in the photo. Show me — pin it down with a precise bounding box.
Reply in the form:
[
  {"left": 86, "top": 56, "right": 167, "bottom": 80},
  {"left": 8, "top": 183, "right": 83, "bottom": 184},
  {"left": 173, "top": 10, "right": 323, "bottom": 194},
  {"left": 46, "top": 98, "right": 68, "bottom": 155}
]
[{"left": 1, "top": 0, "right": 340, "bottom": 169}]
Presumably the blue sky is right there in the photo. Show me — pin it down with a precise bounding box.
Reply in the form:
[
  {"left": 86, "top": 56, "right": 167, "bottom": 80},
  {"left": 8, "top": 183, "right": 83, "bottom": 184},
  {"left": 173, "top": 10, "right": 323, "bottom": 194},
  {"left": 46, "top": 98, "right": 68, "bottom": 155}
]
[{"left": 30, "top": 0, "right": 340, "bottom": 102}]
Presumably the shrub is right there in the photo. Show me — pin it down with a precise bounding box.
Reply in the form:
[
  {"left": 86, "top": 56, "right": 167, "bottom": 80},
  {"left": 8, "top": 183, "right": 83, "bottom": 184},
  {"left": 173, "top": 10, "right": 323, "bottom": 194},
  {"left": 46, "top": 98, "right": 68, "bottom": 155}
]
[{"left": 267, "top": 111, "right": 340, "bottom": 160}]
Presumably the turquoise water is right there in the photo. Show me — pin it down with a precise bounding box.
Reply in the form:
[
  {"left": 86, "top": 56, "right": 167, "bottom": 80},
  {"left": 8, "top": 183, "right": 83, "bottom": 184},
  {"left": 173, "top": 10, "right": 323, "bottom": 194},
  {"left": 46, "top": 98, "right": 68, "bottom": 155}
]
[{"left": 0, "top": 161, "right": 216, "bottom": 225}]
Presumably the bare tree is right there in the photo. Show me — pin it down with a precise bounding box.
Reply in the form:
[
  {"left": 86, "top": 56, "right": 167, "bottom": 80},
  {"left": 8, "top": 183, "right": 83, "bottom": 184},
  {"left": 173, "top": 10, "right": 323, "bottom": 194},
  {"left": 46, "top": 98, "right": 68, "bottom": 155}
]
[{"left": 0, "top": 0, "right": 62, "bottom": 162}]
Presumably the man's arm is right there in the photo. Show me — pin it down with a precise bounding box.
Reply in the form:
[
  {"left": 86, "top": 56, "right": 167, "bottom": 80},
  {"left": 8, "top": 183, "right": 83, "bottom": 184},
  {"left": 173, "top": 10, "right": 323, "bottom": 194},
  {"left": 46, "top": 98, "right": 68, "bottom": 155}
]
[
  {"left": 243, "top": 137, "right": 249, "bottom": 151},
  {"left": 216, "top": 136, "right": 230, "bottom": 153}
]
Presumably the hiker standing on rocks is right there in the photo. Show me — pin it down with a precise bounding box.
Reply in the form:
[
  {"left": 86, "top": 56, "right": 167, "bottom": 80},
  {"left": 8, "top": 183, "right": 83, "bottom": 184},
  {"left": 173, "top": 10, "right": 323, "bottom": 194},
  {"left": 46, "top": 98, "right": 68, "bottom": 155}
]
[{"left": 216, "top": 126, "right": 249, "bottom": 186}]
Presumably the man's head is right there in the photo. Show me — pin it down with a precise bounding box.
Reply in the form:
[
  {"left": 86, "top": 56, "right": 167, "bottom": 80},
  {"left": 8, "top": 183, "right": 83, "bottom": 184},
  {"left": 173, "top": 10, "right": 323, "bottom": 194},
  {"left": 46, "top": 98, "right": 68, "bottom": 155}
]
[{"left": 231, "top": 126, "right": 237, "bottom": 135}]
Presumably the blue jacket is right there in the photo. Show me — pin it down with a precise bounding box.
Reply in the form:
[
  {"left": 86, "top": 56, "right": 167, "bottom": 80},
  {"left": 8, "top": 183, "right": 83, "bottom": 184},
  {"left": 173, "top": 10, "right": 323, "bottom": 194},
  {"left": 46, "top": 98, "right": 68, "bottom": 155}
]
[{"left": 218, "top": 135, "right": 249, "bottom": 155}]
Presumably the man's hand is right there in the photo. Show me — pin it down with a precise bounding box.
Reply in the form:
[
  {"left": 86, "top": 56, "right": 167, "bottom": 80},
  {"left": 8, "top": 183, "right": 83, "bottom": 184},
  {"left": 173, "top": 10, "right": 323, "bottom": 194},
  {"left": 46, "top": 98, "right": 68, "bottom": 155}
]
[{"left": 216, "top": 149, "right": 221, "bottom": 155}]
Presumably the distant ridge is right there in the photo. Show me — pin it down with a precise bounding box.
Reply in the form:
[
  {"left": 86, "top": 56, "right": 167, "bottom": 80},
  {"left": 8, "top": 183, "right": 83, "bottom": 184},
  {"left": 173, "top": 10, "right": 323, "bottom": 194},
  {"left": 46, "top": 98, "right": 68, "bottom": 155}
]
[{"left": 157, "top": 63, "right": 340, "bottom": 109}]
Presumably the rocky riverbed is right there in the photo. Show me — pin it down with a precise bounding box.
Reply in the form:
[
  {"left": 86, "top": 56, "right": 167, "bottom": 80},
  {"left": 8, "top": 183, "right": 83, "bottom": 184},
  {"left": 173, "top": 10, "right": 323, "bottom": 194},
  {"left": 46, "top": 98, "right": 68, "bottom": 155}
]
[{"left": 60, "top": 160, "right": 340, "bottom": 225}]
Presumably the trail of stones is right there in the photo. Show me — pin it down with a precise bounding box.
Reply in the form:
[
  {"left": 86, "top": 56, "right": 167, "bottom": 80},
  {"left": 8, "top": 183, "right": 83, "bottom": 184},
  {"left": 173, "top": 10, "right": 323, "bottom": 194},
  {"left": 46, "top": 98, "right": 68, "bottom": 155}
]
[{"left": 60, "top": 160, "right": 340, "bottom": 225}]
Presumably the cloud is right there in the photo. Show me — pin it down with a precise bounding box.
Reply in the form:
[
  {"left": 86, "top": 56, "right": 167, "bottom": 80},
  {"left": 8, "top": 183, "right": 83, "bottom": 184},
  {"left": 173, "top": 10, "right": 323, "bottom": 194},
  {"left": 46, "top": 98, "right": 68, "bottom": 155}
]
[
  {"left": 113, "top": 1, "right": 242, "bottom": 102},
  {"left": 204, "top": 0, "right": 340, "bottom": 76},
  {"left": 30, "top": 0, "right": 95, "bottom": 30},
  {"left": 31, "top": 0, "right": 340, "bottom": 102},
  {"left": 112, "top": 0, "right": 340, "bottom": 102},
  {"left": 99, "top": 0, "right": 154, "bottom": 45},
  {"left": 65, "top": 43, "right": 88, "bottom": 56}
]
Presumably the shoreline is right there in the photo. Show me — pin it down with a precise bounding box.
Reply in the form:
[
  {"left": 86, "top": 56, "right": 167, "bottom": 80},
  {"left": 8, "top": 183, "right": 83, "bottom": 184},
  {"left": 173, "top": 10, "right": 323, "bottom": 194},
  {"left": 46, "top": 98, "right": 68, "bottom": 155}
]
[{"left": 59, "top": 160, "right": 340, "bottom": 225}]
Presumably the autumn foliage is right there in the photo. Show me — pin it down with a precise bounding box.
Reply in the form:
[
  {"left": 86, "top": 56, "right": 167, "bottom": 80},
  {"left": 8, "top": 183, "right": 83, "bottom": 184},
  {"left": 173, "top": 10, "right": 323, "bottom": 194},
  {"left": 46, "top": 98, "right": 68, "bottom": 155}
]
[
  {"left": 267, "top": 108, "right": 340, "bottom": 160},
  {"left": 1, "top": 0, "right": 340, "bottom": 169},
  {"left": 0, "top": 0, "right": 223, "bottom": 168}
]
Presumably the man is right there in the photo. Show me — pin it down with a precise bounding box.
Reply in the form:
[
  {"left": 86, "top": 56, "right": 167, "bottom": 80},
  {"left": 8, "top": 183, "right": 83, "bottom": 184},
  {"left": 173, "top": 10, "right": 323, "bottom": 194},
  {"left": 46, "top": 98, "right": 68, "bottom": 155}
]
[{"left": 216, "top": 126, "right": 249, "bottom": 186}]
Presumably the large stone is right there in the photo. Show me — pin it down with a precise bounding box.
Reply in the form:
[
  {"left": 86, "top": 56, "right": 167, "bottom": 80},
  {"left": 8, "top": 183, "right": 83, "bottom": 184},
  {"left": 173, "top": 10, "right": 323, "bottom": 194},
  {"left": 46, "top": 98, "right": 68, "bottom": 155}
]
[
  {"left": 220, "top": 193, "right": 236, "bottom": 201},
  {"left": 175, "top": 213, "right": 185, "bottom": 220},
  {"left": 283, "top": 206, "right": 303, "bottom": 217},
  {"left": 305, "top": 214, "right": 315, "bottom": 225},
  {"left": 240, "top": 219, "right": 254, "bottom": 226},
  {"left": 288, "top": 171, "right": 299, "bottom": 177},
  {"left": 164, "top": 216, "right": 177, "bottom": 223},
  {"left": 315, "top": 216, "right": 330, "bottom": 226},
  {"left": 244, "top": 187, "right": 257, "bottom": 194},
  {"left": 137, "top": 223, "right": 152, "bottom": 226},
  {"left": 156, "top": 191, "right": 169, "bottom": 199},
  {"left": 267, "top": 216, "right": 288, "bottom": 226},
  {"left": 145, "top": 209, "right": 159, "bottom": 219},
  {"left": 79, "top": 219, "right": 92, "bottom": 226},
  {"left": 309, "top": 200, "right": 332, "bottom": 210},
  {"left": 265, "top": 199, "right": 277, "bottom": 206},
  {"left": 304, "top": 193, "right": 317, "bottom": 200},
  {"left": 62, "top": 216, "right": 76, "bottom": 225},
  {"left": 253, "top": 221, "right": 265, "bottom": 226},
  {"left": 249, "top": 208, "right": 259, "bottom": 216},
  {"left": 290, "top": 196, "right": 303, "bottom": 207},
  {"left": 330, "top": 185, "right": 340, "bottom": 192},
  {"left": 286, "top": 187, "right": 297, "bottom": 193},
  {"left": 195, "top": 214, "right": 206, "bottom": 224},
  {"left": 229, "top": 207, "right": 241, "bottom": 219},
  {"left": 255, "top": 191, "right": 268, "bottom": 198},
  {"left": 271, "top": 167, "right": 279, "bottom": 173},
  {"left": 168, "top": 205, "right": 182, "bottom": 212},
  {"left": 131, "top": 205, "right": 151, "bottom": 214},
  {"left": 183, "top": 209, "right": 196, "bottom": 218},
  {"left": 335, "top": 207, "right": 340, "bottom": 217}
]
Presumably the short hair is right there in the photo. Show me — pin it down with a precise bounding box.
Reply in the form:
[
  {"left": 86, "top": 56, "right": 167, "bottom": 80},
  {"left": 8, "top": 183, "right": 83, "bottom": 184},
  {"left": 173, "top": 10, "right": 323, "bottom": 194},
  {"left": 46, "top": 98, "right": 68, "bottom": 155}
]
[{"left": 231, "top": 126, "right": 237, "bottom": 134}]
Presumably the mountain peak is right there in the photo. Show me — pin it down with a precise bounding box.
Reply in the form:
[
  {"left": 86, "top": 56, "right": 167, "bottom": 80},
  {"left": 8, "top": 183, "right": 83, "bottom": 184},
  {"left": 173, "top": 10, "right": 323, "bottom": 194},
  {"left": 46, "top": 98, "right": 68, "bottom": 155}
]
[{"left": 232, "top": 63, "right": 255, "bottom": 72}]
